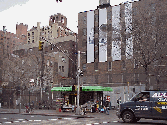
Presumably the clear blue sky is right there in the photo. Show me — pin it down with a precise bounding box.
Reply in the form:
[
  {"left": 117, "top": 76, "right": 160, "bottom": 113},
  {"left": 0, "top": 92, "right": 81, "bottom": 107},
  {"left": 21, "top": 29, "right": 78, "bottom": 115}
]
[{"left": 0, "top": 0, "right": 134, "bottom": 34}]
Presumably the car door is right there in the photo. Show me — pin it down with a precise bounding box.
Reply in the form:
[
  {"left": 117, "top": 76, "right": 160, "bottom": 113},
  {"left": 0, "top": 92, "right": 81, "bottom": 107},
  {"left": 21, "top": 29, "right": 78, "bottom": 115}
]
[{"left": 133, "top": 92, "right": 152, "bottom": 118}]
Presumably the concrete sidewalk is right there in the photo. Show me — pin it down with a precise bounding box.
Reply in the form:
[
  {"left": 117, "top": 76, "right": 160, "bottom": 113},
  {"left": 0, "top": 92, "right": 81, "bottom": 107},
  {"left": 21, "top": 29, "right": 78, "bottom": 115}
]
[{"left": 0, "top": 108, "right": 117, "bottom": 119}]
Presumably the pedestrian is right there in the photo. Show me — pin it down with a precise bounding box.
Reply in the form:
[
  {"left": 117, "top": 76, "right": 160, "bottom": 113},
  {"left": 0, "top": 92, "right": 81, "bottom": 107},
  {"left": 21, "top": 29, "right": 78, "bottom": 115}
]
[
  {"left": 103, "top": 97, "right": 106, "bottom": 106},
  {"left": 104, "top": 103, "right": 109, "bottom": 115},
  {"left": 117, "top": 97, "right": 121, "bottom": 108}
]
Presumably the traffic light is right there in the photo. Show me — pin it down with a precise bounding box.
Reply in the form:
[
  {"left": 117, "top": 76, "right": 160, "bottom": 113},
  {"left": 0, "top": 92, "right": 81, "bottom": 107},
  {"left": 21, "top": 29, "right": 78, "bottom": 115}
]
[
  {"left": 79, "top": 70, "right": 83, "bottom": 76},
  {"left": 39, "top": 41, "right": 44, "bottom": 51},
  {"left": 56, "top": 0, "right": 62, "bottom": 2},
  {"left": 72, "top": 85, "right": 75, "bottom": 91},
  {"left": 80, "top": 86, "right": 82, "bottom": 91}
]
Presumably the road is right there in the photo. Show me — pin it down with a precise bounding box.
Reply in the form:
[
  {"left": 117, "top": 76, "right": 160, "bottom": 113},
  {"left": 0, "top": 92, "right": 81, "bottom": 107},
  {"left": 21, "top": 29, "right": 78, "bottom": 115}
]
[{"left": 0, "top": 109, "right": 167, "bottom": 125}]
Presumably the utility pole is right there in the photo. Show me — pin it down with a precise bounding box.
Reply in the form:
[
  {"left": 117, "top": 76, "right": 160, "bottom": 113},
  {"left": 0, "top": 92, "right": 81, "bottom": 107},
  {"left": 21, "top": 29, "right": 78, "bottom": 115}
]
[{"left": 76, "top": 51, "right": 80, "bottom": 115}]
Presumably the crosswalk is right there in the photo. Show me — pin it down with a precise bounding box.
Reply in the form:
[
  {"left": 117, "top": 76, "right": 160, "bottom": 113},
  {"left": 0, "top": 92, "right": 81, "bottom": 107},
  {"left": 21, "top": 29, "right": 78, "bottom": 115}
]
[{"left": 0, "top": 117, "right": 118, "bottom": 125}]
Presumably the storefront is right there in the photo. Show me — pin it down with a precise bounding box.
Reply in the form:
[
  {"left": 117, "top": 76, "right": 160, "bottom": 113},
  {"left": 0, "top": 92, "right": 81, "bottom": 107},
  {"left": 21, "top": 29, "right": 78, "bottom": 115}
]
[
  {"left": 81, "top": 86, "right": 113, "bottom": 108},
  {"left": 51, "top": 86, "right": 113, "bottom": 111}
]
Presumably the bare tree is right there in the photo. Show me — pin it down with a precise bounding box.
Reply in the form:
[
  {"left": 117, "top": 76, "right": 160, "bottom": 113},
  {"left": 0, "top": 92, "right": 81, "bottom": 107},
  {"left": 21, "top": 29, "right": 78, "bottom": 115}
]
[{"left": 131, "top": 2, "right": 167, "bottom": 90}]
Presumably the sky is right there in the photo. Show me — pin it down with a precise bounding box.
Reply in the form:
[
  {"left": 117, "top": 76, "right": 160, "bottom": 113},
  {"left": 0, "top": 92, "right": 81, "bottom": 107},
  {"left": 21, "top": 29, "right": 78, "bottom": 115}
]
[{"left": 0, "top": 0, "right": 132, "bottom": 34}]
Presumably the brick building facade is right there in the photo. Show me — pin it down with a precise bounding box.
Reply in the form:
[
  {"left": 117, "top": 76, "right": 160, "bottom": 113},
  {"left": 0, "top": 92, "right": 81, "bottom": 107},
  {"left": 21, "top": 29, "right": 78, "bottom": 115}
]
[{"left": 78, "top": 0, "right": 167, "bottom": 106}]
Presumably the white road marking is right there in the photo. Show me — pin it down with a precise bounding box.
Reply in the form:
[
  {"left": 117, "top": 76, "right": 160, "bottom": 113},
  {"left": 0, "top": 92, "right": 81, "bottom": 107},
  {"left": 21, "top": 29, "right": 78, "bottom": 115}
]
[
  {"left": 13, "top": 121, "right": 20, "bottom": 122},
  {"left": 2, "top": 118, "right": 7, "bottom": 119},
  {"left": 29, "top": 120, "right": 33, "bottom": 121},
  {"left": 64, "top": 118, "right": 73, "bottom": 120},
  {"left": 18, "top": 119, "right": 24, "bottom": 120},
  {"left": 103, "top": 121, "right": 108, "bottom": 123},
  {"left": 4, "top": 122, "right": 11, "bottom": 123},
  {"left": 31, "top": 116, "right": 34, "bottom": 117},
  {"left": 34, "top": 120, "right": 42, "bottom": 121},
  {"left": 49, "top": 119, "right": 57, "bottom": 121},
  {"left": 94, "top": 123, "right": 99, "bottom": 124},
  {"left": 113, "top": 121, "right": 118, "bottom": 122},
  {"left": 86, "top": 124, "right": 92, "bottom": 125}
]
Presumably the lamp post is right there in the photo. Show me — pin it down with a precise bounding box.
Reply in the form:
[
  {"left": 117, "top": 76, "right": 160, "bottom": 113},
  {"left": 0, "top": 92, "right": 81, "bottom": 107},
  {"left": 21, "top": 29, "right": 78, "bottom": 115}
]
[
  {"left": 76, "top": 51, "right": 85, "bottom": 115},
  {"left": 76, "top": 51, "right": 81, "bottom": 115}
]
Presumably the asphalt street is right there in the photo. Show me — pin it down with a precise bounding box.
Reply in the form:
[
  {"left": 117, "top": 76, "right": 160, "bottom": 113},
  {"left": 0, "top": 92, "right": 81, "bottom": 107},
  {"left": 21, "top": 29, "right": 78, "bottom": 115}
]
[{"left": 0, "top": 109, "right": 167, "bottom": 125}]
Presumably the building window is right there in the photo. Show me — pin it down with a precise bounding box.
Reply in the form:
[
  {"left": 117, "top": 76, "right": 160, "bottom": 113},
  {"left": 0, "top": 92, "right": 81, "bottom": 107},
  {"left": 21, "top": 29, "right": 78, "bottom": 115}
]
[
  {"left": 83, "top": 64, "right": 86, "bottom": 71},
  {"left": 22, "top": 60, "right": 24, "bottom": 65},
  {"left": 62, "top": 66, "right": 64, "bottom": 72},
  {"left": 61, "top": 17, "right": 64, "bottom": 23},
  {"left": 32, "top": 32, "right": 34, "bottom": 35},
  {"left": 108, "top": 62, "right": 112, "bottom": 71},
  {"left": 28, "top": 41, "right": 30, "bottom": 44},
  {"left": 47, "top": 60, "right": 49, "bottom": 66},
  {"left": 32, "top": 40, "right": 34, "bottom": 43},
  {"left": 50, "top": 61, "right": 53, "bottom": 67},
  {"left": 32, "top": 36, "right": 34, "bottom": 39},
  {"left": 59, "top": 66, "right": 61, "bottom": 71},
  {"left": 28, "top": 33, "right": 30, "bottom": 36}
]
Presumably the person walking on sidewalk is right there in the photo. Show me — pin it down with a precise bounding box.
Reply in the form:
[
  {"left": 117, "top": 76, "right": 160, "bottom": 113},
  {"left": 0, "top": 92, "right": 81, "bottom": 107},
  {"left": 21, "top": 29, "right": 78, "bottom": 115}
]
[{"left": 103, "top": 97, "right": 109, "bottom": 115}]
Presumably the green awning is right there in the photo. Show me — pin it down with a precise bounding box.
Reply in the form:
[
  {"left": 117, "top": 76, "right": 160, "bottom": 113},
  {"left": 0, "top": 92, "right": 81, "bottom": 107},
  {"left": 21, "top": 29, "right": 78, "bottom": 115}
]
[
  {"left": 51, "top": 87, "right": 72, "bottom": 92},
  {"left": 82, "top": 86, "right": 113, "bottom": 92},
  {"left": 103, "top": 87, "right": 113, "bottom": 92}
]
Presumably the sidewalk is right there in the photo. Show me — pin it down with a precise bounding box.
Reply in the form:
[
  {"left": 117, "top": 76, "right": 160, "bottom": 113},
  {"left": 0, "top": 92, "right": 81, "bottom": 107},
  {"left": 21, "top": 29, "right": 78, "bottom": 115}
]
[{"left": 0, "top": 108, "right": 117, "bottom": 119}]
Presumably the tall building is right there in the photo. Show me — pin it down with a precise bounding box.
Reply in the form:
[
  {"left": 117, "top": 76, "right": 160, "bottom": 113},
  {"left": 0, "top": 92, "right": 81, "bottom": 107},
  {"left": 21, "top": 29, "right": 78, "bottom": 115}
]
[
  {"left": 27, "top": 13, "right": 75, "bottom": 44},
  {"left": 16, "top": 23, "right": 28, "bottom": 37},
  {"left": 78, "top": 0, "right": 167, "bottom": 106}
]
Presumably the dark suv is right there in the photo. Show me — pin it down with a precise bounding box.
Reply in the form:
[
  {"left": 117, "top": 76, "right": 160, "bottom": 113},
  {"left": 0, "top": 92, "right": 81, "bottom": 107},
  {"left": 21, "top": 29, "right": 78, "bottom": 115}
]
[{"left": 116, "top": 90, "right": 167, "bottom": 123}]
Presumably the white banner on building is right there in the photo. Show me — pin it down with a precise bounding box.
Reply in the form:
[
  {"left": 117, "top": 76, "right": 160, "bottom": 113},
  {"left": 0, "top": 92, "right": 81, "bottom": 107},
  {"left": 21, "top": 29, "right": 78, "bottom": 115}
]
[
  {"left": 99, "top": 8, "right": 107, "bottom": 62},
  {"left": 112, "top": 5, "right": 121, "bottom": 61},
  {"left": 125, "top": 2, "right": 133, "bottom": 59},
  {"left": 87, "top": 10, "right": 94, "bottom": 63}
]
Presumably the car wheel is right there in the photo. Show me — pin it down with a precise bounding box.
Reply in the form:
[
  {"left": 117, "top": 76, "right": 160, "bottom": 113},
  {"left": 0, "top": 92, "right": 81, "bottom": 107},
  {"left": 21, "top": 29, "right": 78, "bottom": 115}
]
[{"left": 122, "top": 111, "right": 135, "bottom": 123}]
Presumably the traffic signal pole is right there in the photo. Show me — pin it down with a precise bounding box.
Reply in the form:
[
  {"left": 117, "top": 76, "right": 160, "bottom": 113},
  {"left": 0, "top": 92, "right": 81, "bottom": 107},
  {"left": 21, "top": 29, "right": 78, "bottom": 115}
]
[{"left": 76, "top": 51, "right": 80, "bottom": 115}]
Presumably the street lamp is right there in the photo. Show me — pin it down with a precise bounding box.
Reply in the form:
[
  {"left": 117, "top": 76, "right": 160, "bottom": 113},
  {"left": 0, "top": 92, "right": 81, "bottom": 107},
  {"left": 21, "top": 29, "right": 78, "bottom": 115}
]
[{"left": 76, "top": 51, "right": 85, "bottom": 115}]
